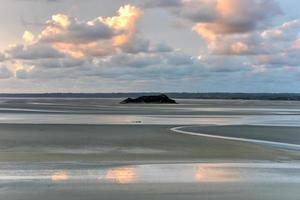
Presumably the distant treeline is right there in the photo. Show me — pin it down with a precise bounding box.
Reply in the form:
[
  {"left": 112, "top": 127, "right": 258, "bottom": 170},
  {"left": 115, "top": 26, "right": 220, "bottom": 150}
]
[{"left": 1, "top": 93, "right": 300, "bottom": 101}]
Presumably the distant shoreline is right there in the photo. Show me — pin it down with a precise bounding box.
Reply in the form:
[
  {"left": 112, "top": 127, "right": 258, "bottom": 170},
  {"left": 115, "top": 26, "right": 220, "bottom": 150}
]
[{"left": 1, "top": 92, "right": 300, "bottom": 101}]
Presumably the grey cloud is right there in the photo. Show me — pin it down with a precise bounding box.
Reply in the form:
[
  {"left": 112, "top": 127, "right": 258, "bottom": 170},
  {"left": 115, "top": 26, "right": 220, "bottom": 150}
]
[
  {"left": 26, "top": 57, "right": 86, "bottom": 68},
  {"left": 121, "top": 38, "right": 151, "bottom": 54},
  {"left": 146, "top": 0, "right": 282, "bottom": 31},
  {"left": 0, "top": 65, "right": 13, "bottom": 79},
  {"left": 16, "top": 0, "right": 76, "bottom": 2},
  {"left": 6, "top": 44, "right": 65, "bottom": 60},
  {"left": 15, "top": 69, "right": 30, "bottom": 79},
  {"left": 174, "top": 0, "right": 218, "bottom": 23},
  {"left": 122, "top": 38, "right": 173, "bottom": 54},
  {"left": 102, "top": 53, "right": 162, "bottom": 68},
  {"left": 0, "top": 53, "right": 6, "bottom": 61},
  {"left": 255, "top": 50, "right": 300, "bottom": 68},
  {"left": 143, "top": 0, "right": 182, "bottom": 8},
  {"left": 165, "top": 52, "right": 194, "bottom": 66},
  {"left": 150, "top": 43, "right": 173, "bottom": 53},
  {"left": 24, "top": 5, "right": 142, "bottom": 58},
  {"left": 200, "top": 55, "right": 252, "bottom": 72},
  {"left": 41, "top": 18, "right": 115, "bottom": 44},
  {"left": 204, "top": 19, "right": 300, "bottom": 56},
  {"left": 14, "top": 46, "right": 204, "bottom": 81}
]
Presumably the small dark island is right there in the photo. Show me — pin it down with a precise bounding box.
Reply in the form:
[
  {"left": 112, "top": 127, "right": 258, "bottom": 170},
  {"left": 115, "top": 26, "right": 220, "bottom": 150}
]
[{"left": 120, "top": 94, "right": 177, "bottom": 104}]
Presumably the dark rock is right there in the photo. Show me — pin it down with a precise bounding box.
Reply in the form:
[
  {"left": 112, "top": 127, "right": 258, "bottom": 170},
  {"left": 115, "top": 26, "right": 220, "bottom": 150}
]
[{"left": 120, "top": 94, "right": 177, "bottom": 104}]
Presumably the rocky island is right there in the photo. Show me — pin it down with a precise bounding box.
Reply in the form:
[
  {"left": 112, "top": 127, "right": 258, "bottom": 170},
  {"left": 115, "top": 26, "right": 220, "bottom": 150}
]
[{"left": 120, "top": 94, "right": 177, "bottom": 104}]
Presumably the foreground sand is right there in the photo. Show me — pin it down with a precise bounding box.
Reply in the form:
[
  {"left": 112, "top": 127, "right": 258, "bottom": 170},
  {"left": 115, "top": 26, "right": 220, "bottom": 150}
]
[
  {"left": 1, "top": 124, "right": 299, "bottom": 162},
  {"left": 2, "top": 175, "right": 300, "bottom": 200},
  {"left": 1, "top": 98, "right": 300, "bottom": 199},
  {"left": 1, "top": 124, "right": 300, "bottom": 200}
]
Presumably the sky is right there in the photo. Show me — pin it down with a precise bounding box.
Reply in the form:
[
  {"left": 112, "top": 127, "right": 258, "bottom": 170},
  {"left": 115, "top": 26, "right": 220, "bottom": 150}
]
[{"left": 0, "top": 0, "right": 300, "bottom": 93}]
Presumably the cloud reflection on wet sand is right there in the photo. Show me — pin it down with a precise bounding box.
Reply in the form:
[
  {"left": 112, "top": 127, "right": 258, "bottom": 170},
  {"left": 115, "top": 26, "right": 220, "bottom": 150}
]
[
  {"left": 51, "top": 171, "right": 69, "bottom": 182},
  {"left": 194, "top": 164, "right": 240, "bottom": 182},
  {"left": 104, "top": 167, "right": 138, "bottom": 184},
  {"left": 1, "top": 163, "right": 298, "bottom": 184}
]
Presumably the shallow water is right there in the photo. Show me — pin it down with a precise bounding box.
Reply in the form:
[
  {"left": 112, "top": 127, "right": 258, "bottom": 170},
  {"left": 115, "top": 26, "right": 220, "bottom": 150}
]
[
  {"left": 1, "top": 98, "right": 300, "bottom": 199},
  {"left": 0, "top": 98, "right": 300, "bottom": 126},
  {"left": 1, "top": 162, "right": 300, "bottom": 184}
]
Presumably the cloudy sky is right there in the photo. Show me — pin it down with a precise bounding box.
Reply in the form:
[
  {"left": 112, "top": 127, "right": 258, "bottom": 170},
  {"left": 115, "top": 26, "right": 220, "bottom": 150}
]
[{"left": 0, "top": 0, "right": 300, "bottom": 93}]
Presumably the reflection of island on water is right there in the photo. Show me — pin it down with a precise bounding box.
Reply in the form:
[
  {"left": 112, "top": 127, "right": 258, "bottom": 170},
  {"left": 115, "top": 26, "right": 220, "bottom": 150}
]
[{"left": 105, "top": 167, "right": 138, "bottom": 184}]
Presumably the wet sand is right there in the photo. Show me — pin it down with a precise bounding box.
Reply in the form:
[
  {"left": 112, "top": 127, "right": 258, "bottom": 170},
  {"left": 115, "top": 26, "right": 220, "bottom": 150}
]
[
  {"left": 1, "top": 124, "right": 299, "bottom": 162},
  {"left": 1, "top": 98, "right": 300, "bottom": 199},
  {"left": 1, "top": 162, "right": 300, "bottom": 200},
  {"left": 172, "top": 125, "right": 300, "bottom": 151},
  {"left": 2, "top": 182, "right": 300, "bottom": 200},
  {"left": 178, "top": 125, "right": 300, "bottom": 144}
]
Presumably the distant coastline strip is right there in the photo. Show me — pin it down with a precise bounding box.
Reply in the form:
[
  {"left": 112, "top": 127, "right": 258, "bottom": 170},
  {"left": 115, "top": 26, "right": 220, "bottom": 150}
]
[{"left": 170, "top": 126, "right": 300, "bottom": 151}]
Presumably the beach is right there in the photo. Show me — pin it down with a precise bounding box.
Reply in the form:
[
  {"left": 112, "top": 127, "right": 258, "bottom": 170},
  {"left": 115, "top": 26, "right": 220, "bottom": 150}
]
[{"left": 0, "top": 98, "right": 300, "bottom": 199}]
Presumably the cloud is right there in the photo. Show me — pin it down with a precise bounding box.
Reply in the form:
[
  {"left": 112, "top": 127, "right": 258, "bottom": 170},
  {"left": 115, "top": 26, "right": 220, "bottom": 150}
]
[
  {"left": 103, "top": 53, "right": 162, "bottom": 68},
  {"left": 25, "top": 57, "right": 86, "bottom": 69},
  {"left": 121, "top": 38, "right": 173, "bottom": 54},
  {"left": 21, "top": 5, "right": 142, "bottom": 59},
  {"left": 11, "top": 44, "right": 201, "bottom": 82},
  {"left": 16, "top": 0, "right": 78, "bottom": 2},
  {"left": 192, "top": 0, "right": 281, "bottom": 48},
  {"left": 261, "top": 20, "right": 300, "bottom": 41},
  {"left": 39, "top": 14, "right": 114, "bottom": 43},
  {"left": 120, "top": 38, "right": 151, "bottom": 54},
  {"left": 6, "top": 44, "right": 65, "bottom": 60},
  {"left": 2, "top": 2, "right": 300, "bottom": 92},
  {"left": 3, "top": 3, "right": 204, "bottom": 82},
  {"left": 145, "top": 0, "right": 296, "bottom": 73},
  {"left": 212, "top": 19, "right": 300, "bottom": 55},
  {"left": 255, "top": 49, "right": 300, "bottom": 68},
  {"left": 147, "top": 0, "right": 281, "bottom": 51},
  {"left": 143, "top": 0, "right": 182, "bottom": 8},
  {"left": 23, "top": 31, "right": 35, "bottom": 44},
  {"left": 144, "top": 0, "right": 299, "bottom": 79},
  {"left": 294, "top": 38, "right": 300, "bottom": 49},
  {"left": 0, "top": 53, "right": 6, "bottom": 61},
  {"left": 0, "top": 65, "right": 13, "bottom": 79},
  {"left": 199, "top": 54, "right": 251, "bottom": 72}
]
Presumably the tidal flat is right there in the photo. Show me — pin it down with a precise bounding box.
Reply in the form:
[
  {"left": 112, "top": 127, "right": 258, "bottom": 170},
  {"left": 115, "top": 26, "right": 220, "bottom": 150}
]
[{"left": 0, "top": 98, "right": 300, "bottom": 199}]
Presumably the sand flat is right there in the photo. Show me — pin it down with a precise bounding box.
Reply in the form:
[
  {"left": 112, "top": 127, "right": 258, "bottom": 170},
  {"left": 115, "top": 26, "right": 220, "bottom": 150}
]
[
  {"left": 175, "top": 125, "right": 300, "bottom": 143},
  {"left": 1, "top": 161, "right": 300, "bottom": 200},
  {"left": 1, "top": 98, "right": 300, "bottom": 199},
  {"left": 0, "top": 124, "right": 299, "bottom": 162}
]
